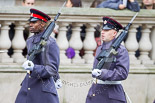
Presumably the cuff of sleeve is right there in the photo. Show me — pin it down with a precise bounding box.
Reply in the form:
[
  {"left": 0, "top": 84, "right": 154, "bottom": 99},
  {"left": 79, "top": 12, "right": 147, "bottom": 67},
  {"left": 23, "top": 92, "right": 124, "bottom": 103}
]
[
  {"left": 92, "top": 74, "right": 96, "bottom": 78},
  {"left": 31, "top": 65, "right": 51, "bottom": 78},
  {"left": 31, "top": 65, "right": 40, "bottom": 78},
  {"left": 97, "top": 69, "right": 109, "bottom": 80}
]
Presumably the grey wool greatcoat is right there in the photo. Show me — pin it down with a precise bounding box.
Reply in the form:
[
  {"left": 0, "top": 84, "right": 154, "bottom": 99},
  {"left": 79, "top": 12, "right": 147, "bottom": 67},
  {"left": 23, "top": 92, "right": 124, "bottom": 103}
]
[
  {"left": 86, "top": 39, "right": 129, "bottom": 103},
  {"left": 15, "top": 31, "right": 60, "bottom": 103}
]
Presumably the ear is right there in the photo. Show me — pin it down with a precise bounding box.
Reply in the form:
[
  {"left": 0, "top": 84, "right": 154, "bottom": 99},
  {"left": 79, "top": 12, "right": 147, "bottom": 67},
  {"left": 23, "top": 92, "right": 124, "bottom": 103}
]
[
  {"left": 40, "top": 21, "right": 46, "bottom": 28},
  {"left": 112, "top": 30, "right": 117, "bottom": 37}
]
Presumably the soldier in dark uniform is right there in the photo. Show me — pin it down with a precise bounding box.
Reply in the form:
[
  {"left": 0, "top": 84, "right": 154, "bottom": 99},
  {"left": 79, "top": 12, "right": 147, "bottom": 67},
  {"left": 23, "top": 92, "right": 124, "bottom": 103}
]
[
  {"left": 86, "top": 17, "right": 130, "bottom": 103},
  {"left": 15, "top": 8, "right": 61, "bottom": 103}
]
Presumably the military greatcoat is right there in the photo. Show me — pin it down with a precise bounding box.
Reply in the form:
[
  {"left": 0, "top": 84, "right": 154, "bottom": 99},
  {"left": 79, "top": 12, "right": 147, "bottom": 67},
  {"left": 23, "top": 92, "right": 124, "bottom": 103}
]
[{"left": 15, "top": 31, "right": 60, "bottom": 103}]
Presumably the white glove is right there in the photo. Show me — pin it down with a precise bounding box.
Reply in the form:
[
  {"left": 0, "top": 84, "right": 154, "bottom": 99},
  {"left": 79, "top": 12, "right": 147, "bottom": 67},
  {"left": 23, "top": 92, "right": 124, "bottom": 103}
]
[
  {"left": 22, "top": 60, "right": 34, "bottom": 71},
  {"left": 92, "top": 69, "right": 102, "bottom": 77},
  {"left": 55, "top": 79, "right": 62, "bottom": 89}
]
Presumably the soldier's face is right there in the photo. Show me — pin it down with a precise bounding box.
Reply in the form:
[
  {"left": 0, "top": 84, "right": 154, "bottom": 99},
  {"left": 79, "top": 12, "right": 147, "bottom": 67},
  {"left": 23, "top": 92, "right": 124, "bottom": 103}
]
[
  {"left": 29, "top": 20, "right": 46, "bottom": 34},
  {"left": 101, "top": 29, "right": 117, "bottom": 42}
]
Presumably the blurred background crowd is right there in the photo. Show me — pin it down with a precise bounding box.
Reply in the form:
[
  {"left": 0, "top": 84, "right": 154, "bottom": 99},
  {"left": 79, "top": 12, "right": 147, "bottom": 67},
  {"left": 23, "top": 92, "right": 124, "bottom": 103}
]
[{"left": 0, "top": 0, "right": 154, "bottom": 10}]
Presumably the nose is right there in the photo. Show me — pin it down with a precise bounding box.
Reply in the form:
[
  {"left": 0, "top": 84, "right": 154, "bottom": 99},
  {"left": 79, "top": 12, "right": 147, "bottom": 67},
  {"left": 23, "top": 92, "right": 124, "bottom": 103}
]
[{"left": 101, "top": 30, "right": 105, "bottom": 35}]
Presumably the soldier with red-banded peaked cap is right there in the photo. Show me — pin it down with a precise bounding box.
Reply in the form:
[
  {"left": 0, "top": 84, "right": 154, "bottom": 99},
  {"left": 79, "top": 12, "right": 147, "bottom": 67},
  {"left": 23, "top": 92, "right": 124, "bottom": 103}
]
[
  {"left": 15, "top": 8, "right": 61, "bottom": 103},
  {"left": 86, "top": 17, "right": 130, "bottom": 103}
]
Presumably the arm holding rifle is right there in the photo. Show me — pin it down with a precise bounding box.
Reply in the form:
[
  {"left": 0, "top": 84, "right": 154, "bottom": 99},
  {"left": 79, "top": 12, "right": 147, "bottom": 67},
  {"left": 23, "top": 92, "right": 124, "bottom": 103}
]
[{"left": 92, "top": 44, "right": 129, "bottom": 81}]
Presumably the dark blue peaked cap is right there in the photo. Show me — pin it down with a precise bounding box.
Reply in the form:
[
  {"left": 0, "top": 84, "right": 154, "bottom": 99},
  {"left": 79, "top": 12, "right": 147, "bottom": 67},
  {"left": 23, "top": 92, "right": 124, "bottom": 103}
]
[
  {"left": 102, "top": 17, "right": 123, "bottom": 31},
  {"left": 29, "top": 8, "right": 51, "bottom": 22}
]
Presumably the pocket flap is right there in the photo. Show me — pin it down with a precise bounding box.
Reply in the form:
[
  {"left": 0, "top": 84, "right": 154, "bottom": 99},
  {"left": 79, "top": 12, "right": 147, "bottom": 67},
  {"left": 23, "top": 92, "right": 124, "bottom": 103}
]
[
  {"left": 108, "top": 85, "right": 126, "bottom": 102},
  {"left": 42, "top": 81, "right": 57, "bottom": 95},
  {"left": 108, "top": 91, "right": 126, "bottom": 102}
]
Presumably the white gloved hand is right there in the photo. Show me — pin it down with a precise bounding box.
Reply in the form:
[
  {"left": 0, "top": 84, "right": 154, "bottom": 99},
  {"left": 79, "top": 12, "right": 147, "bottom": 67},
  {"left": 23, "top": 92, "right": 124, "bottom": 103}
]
[
  {"left": 22, "top": 60, "right": 34, "bottom": 71},
  {"left": 92, "top": 69, "right": 102, "bottom": 77},
  {"left": 55, "top": 79, "right": 62, "bottom": 89}
]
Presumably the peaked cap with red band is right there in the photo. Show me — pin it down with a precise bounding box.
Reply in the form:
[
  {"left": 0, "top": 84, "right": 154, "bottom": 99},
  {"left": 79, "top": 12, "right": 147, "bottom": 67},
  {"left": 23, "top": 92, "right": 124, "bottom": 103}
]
[
  {"left": 29, "top": 8, "right": 51, "bottom": 22},
  {"left": 102, "top": 17, "right": 123, "bottom": 31}
]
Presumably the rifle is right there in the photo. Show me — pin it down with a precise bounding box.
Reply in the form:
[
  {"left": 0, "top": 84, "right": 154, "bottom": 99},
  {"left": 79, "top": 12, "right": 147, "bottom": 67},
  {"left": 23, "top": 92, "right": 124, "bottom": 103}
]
[
  {"left": 96, "top": 13, "right": 138, "bottom": 70},
  {"left": 28, "top": 2, "right": 66, "bottom": 61}
]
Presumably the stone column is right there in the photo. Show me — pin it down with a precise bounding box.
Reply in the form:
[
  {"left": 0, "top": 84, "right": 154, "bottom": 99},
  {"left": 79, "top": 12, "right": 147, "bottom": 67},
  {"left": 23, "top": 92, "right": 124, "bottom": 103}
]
[
  {"left": 138, "top": 24, "right": 154, "bottom": 64},
  {"left": 57, "top": 22, "right": 71, "bottom": 64},
  {"left": 0, "top": 21, "right": 13, "bottom": 63},
  {"left": 11, "top": 21, "right": 26, "bottom": 63},
  {"left": 69, "top": 23, "right": 85, "bottom": 64},
  {"left": 150, "top": 26, "right": 155, "bottom": 61},
  {"left": 83, "top": 23, "right": 97, "bottom": 64},
  {"left": 125, "top": 25, "right": 140, "bottom": 64}
]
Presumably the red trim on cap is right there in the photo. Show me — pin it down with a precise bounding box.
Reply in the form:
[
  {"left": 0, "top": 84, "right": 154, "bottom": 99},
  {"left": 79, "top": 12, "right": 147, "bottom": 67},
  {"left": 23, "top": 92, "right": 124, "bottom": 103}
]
[
  {"left": 103, "top": 16, "right": 123, "bottom": 29},
  {"left": 107, "top": 21, "right": 114, "bottom": 26},
  {"left": 31, "top": 13, "right": 47, "bottom": 22}
]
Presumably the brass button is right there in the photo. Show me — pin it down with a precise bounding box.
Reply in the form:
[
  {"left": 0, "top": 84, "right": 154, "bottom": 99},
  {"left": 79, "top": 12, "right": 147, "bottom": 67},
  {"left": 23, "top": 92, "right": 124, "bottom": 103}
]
[
  {"left": 28, "top": 88, "right": 30, "bottom": 90},
  {"left": 93, "top": 94, "right": 95, "bottom": 96}
]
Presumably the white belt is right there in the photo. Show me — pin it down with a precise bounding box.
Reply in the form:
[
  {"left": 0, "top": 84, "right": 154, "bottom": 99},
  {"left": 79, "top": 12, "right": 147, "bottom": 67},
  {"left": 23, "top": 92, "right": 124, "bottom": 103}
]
[{"left": 93, "top": 78, "right": 122, "bottom": 85}]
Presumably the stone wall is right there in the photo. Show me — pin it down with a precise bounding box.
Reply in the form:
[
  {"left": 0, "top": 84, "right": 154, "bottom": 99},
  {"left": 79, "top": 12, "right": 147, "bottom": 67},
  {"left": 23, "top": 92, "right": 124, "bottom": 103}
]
[
  {"left": 0, "top": 0, "right": 15, "bottom": 7},
  {"left": 0, "top": 67, "right": 155, "bottom": 103}
]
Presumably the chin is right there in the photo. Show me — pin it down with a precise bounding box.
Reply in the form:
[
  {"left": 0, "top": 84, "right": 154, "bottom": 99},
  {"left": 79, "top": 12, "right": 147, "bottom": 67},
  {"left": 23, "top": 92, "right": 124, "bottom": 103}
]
[{"left": 101, "top": 39, "right": 105, "bottom": 41}]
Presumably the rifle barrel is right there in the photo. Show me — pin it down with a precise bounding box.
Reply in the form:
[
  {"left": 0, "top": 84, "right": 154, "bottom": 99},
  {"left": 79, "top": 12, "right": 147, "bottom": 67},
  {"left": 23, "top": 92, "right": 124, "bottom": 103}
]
[
  {"left": 58, "top": 1, "right": 66, "bottom": 13},
  {"left": 129, "top": 12, "right": 138, "bottom": 24}
]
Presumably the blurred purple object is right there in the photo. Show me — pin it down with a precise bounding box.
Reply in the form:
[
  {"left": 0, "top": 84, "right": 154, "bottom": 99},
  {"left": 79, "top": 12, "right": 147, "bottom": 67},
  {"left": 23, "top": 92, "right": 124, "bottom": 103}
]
[{"left": 66, "top": 47, "right": 75, "bottom": 59}]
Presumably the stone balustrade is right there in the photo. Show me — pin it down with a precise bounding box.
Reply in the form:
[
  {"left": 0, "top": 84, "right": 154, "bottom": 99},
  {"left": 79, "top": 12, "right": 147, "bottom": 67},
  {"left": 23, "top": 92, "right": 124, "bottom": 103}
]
[{"left": 0, "top": 7, "right": 155, "bottom": 66}]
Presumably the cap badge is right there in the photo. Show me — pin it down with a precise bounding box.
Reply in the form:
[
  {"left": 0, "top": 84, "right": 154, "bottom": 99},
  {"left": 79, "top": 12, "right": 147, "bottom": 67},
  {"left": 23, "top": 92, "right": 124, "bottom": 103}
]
[{"left": 104, "top": 20, "right": 107, "bottom": 24}]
